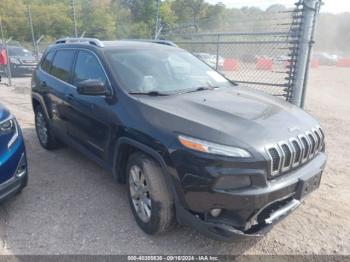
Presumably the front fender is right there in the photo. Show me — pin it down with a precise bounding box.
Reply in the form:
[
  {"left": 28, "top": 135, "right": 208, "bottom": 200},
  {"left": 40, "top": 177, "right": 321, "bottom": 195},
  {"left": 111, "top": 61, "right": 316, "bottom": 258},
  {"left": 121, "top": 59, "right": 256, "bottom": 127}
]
[{"left": 112, "top": 137, "right": 187, "bottom": 208}]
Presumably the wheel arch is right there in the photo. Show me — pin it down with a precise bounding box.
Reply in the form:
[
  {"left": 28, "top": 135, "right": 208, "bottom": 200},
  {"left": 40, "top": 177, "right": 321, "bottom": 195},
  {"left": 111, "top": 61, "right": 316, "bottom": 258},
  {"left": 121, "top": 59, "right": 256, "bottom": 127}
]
[
  {"left": 32, "top": 94, "right": 51, "bottom": 120},
  {"left": 112, "top": 137, "right": 180, "bottom": 203}
]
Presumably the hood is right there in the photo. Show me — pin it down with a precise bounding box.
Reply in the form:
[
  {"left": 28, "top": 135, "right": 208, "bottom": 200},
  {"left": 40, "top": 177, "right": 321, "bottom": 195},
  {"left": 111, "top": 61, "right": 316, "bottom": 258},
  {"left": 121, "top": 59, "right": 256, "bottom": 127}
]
[
  {"left": 0, "top": 103, "right": 10, "bottom": 121},
  {"left": 135, "top": 87, "right": 320, "bottom": 151}
]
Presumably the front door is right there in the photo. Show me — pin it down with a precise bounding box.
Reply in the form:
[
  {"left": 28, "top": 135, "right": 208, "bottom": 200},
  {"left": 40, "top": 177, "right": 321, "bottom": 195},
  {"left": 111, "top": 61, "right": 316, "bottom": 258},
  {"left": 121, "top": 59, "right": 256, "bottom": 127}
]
[{"left": 65, "top": 50, "right": 112, "bottom": 159}]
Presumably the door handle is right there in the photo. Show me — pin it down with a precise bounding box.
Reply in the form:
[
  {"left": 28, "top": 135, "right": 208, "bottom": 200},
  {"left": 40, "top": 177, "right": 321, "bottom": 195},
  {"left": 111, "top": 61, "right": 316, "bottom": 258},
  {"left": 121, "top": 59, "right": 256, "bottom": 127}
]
[{"left": 41, "top": 81, "right": 47, "bottom": 87}]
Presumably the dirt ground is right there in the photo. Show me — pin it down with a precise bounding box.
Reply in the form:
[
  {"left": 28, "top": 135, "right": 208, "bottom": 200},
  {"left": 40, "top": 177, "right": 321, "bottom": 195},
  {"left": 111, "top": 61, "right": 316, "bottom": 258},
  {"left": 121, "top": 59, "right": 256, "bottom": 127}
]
[{"left": 0, "top": 67, "right": 349, "bottom": 256}]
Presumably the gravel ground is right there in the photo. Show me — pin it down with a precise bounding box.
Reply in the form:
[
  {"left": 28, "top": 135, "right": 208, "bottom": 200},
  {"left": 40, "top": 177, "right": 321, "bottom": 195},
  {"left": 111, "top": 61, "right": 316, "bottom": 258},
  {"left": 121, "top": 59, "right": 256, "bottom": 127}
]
[{"left": 0, "top": 67, "right": 349, "bottom": 256}]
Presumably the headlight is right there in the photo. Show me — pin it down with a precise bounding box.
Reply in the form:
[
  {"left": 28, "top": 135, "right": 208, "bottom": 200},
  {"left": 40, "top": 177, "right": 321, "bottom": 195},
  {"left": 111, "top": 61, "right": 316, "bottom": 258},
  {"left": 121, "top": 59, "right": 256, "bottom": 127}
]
[
  {"left": 9, "top": 57, "right": 20, "bottom": 64},
  {"left": 0, "top": 115, "right": 19, "bottom": 148},
  {"left": 178, "top": 135, "right": 251, "bottom": 158}
]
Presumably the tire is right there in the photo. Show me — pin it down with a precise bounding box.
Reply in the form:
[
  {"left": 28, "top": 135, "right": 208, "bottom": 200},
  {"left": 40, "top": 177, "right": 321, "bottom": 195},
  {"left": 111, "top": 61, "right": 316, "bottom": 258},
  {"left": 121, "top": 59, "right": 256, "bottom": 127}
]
[
  {"left": 126, "top": 152, "right": 175, "bottom": 235},
  {"left": 34, "top": 105, "right": 62, "bottom": 150}
]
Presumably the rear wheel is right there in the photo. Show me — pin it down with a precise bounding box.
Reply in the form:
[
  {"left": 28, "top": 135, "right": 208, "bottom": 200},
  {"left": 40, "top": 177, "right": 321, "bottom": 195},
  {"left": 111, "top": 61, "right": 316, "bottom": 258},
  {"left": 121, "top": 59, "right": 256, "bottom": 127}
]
[
  {"left": 34, "top": 106, "right": 62, "bottom": 150},
  {"left": 126, "top": 152, "right": 175, "bottom": 235}
]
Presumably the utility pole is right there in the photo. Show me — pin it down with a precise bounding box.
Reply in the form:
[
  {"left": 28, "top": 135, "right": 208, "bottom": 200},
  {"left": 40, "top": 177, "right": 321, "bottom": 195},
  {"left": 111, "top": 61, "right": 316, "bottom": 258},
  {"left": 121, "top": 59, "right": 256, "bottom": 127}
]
[
  {"left": 154, "top": 0, "right": 160, "bottom": 40},
  {"left": 72, "top": 0, "right": 78, "bottom": 37},
  {"left": 291, "top": 0, "right": 319, "bottom": 107},
  {"left": 0, "top": 17, "right": 12, "bottom": 86},
  {"left": 300, "top": 0, "right": 321, "bottom": 108},
  {"left": 27, "top": 4, "right": 38, "bottom": 60}
]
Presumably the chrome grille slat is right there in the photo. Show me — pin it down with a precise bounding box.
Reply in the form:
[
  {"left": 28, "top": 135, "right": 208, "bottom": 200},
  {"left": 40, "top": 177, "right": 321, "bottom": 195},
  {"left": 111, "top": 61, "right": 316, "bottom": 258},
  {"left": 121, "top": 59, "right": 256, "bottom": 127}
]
[
  {"left": 267, "top": 147, "right": 282, "bottom": 176},
  {"left": 266, "top": 127, "right": 324, "bottom": 179},
  {"left": 290, "top": 138, "right": 302, "bottom": 167},
  {"left": 299, "top": 135, "right": 311, "bottom": 163},
  {"left": 317, "top": 126, "right": 325, "bottom": 150},
  {"left": 307, "top": 131, "right": 317, "bottom": 157},
  {"left": 312, "top": 128, "right": 320, "bottom": 152},
  {"left": 279, "top": 142, "right": 293, "bottom": 171}
]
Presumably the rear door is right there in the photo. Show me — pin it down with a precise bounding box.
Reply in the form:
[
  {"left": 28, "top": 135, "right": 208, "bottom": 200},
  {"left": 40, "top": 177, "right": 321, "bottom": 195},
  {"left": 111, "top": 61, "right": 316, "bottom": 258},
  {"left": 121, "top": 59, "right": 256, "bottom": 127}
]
[
  {"left": 47, "top": 49, "right": 76, "bottom": 137},
  {"left": 38, "top": 49, "right": 76, "bottom": 138},
  {"left": 65, "top": 50, "right": 112, "bottom": 159}
]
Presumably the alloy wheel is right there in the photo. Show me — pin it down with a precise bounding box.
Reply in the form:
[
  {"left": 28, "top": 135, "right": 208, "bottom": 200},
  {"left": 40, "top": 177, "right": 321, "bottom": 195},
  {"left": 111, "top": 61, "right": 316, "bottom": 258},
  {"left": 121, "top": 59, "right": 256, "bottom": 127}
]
[
  {"left": 35, "top": 111, "right": 48, "bottom": 145},
  {"left": 129, "top": 165, "right": 152, "bottom": 223}
]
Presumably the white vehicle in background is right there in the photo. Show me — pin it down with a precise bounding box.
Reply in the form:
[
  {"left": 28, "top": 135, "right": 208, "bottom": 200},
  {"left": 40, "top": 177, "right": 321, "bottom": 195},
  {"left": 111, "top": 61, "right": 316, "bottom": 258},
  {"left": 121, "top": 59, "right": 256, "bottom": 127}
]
[
  {"left": 313, "top": 52, "right": 339, "bottom": 66},
  {"left": 193, "top": 52, "right": 224, "bottom": 71}
]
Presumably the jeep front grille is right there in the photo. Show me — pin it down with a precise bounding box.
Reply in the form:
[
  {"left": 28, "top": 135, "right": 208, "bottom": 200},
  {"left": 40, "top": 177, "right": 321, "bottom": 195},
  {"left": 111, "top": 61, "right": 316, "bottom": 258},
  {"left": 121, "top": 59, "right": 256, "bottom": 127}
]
[{"left": 266, "top": 127, "right": 325, "bottom": 178}]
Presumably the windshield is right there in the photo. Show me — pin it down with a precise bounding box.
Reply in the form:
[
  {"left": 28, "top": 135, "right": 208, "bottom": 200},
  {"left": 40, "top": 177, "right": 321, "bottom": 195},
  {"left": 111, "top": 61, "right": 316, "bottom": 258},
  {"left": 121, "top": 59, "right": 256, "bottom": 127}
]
[
  {"left": 8, "top": 47, "right": 33, "bottom": 57},
  {"left": 105, "top": 48, "right": 233, "bottom": 94}
]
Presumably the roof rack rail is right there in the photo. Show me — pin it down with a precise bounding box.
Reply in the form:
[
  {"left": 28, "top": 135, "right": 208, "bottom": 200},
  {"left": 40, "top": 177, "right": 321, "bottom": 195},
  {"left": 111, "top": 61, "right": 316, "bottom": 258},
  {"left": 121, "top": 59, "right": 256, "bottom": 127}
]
[
  {"left": 150, "top": 40, "right": 177, "bottom": 47},
  {"left": 55, "top": 38, "right": 104, "bottom": 48},
  {"left": 126, "top": 39, "right": 177, "bottom": 47}
]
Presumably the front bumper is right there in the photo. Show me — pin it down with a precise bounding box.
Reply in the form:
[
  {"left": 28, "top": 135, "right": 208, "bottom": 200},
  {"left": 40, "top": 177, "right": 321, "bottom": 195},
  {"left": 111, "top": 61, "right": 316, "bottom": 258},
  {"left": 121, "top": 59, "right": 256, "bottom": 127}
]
[
  {"left": 0, "top": 173, "right": 27, "bottom": 203},
  {"left": 173, "top": 152, "right": 327, "bottom": 241},
  {"left": 0, "top": 133, "right": 28, "bottom": 202}
]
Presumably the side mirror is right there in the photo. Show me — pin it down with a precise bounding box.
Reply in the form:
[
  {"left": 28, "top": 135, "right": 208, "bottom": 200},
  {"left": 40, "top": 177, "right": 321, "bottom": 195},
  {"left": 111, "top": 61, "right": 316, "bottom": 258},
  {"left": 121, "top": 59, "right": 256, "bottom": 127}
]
[{"left": 77, "top": 79, "right": 108, "bottom": 96}]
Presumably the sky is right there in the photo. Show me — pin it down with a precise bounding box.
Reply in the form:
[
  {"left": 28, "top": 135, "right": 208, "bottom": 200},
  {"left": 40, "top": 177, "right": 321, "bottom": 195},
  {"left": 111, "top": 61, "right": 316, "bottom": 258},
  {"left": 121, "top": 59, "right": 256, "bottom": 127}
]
[{"left": 205, "top": 0, "right": 350, "bottom": 14}]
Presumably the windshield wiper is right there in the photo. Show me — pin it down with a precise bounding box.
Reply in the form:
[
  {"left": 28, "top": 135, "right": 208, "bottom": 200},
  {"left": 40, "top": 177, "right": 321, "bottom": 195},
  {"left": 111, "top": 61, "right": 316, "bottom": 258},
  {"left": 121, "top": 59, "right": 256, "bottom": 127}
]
[
  {"left": 128, "top": 91, "right": 169, "bottom": 96},
  {"left": 228, "top": 80, "right": 239, "bottom": 86},
  {"left": 184, "top": 86, "right": 219, "bottom": 94}
]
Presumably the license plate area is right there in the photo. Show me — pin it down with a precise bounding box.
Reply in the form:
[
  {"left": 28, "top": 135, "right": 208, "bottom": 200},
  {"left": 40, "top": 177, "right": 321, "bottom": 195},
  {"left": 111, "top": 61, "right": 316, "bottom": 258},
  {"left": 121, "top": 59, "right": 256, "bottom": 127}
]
[{"left": 296, "top": 172, "right": 322, "bottom": 200}]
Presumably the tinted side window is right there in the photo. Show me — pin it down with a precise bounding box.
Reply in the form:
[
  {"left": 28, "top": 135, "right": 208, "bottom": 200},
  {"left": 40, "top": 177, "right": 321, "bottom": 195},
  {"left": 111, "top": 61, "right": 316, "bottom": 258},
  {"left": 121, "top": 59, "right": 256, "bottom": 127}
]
[
  {"left": 73, "top": 51, "right": 107, "bottom": 86},
  {"left": 50, "top": 50, "right": 75, "bottom": 82},
  {"left": 41, "top": 51, "right": 54, "bottom": 72}
]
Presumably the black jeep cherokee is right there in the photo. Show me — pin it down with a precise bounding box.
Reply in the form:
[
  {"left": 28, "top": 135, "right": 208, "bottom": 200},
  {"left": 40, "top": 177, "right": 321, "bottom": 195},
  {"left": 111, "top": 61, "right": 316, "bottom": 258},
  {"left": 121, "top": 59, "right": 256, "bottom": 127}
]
[{"left": 31, "top": 38, "right": 327, "bottom": 241}]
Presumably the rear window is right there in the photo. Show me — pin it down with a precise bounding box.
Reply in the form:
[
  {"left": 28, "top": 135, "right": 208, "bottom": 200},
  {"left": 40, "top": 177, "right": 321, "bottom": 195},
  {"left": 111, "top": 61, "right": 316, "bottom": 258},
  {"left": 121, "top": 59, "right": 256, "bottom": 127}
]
[
  {"left": 50, "top": 50, "right": 75, "bottom": 82},
  {"left": 41, "top": 51, "right": 54, "bottom": 73}
]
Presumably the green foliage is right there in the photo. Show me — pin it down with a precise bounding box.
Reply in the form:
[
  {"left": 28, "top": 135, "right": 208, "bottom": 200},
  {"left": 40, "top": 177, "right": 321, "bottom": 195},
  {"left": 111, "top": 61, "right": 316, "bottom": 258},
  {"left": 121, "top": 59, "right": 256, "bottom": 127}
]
[
  {"left": 0, "top": 0, "right": 349, "bottom": 54},
  {"left": 78, "top": 0, "right": 116, "bottom": 39}
]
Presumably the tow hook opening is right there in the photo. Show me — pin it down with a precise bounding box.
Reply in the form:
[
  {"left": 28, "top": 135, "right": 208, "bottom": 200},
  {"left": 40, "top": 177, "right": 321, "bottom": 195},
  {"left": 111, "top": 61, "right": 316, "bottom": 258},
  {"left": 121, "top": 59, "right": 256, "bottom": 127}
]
[{"left": 246, "top": 196, "right": 299, "bottom": 234}]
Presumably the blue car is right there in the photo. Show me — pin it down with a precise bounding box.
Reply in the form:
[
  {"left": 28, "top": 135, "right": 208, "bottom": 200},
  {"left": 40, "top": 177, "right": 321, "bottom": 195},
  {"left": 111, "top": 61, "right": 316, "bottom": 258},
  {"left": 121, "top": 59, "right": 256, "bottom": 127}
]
[{"left": 0, "top": 103, "right": 28, "bottom": 202}]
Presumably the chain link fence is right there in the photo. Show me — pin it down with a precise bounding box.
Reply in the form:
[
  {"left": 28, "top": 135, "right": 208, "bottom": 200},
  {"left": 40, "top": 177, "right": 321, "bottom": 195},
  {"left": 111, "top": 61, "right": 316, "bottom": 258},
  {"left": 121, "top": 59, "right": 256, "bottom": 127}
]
[
  {"left": 162, "top": 0, "right": 322, "bottom": 105},
  {"left": 0, "top": 0, "right": 321, "bottom": 107},
  {"left": 164, "top": 31, "right": 296, "bottom": 98}
]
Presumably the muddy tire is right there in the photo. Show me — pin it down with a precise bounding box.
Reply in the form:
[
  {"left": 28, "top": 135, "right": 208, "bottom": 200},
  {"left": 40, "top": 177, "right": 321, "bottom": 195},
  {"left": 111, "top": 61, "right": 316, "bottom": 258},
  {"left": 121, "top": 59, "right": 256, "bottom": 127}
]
[{"left": 126, "top": 152, "right": 175, "bottom": 235}]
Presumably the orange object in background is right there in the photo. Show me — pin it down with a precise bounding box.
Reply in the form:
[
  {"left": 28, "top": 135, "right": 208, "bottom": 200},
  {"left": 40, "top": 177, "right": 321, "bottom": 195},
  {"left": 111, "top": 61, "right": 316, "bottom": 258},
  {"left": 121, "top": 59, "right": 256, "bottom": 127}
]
[
  {"left": 223, "top": 58, "right": 240, "bottom": 71},
  {"left": 256, "top": 58, "right": 273, "bottom": 70},
  {"left": 310, "top": 58, "right": 320, "bottom": 69},
  {"left": 0, "top": 49, "right": 7, "bottom": 65},
  {"left": 284, "top": 60, "right": 291, "bottom": 69},
  {"left": 336, "top": 58, "right": 350, "bottom": 67}
]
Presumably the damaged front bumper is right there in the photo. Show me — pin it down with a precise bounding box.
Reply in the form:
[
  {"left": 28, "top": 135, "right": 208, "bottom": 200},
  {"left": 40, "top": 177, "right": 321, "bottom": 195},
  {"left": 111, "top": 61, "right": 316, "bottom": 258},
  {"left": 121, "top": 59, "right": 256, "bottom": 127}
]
[
  {"left": 176, "top": 197, "right": 300, "bottom": 241},
  {"left": 174, "top": 153, "right": 326, "bottom": 241}
]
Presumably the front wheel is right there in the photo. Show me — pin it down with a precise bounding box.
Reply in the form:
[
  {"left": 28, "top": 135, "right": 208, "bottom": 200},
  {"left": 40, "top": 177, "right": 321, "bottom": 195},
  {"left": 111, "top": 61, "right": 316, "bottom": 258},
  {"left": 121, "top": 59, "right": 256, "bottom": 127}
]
[{"left": 127, "top": 152, "right": 175, "bottom": 235}]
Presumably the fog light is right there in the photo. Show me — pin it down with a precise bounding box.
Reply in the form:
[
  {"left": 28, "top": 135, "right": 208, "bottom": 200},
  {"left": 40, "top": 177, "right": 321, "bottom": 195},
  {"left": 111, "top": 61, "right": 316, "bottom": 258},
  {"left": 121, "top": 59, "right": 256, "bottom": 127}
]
[
  {"left": 15, "top": 154, "right": 27, "bottom": 178},
  {"left": 210, "top": 209, "right": 222, "bottom": 217},
  {"left": 214, "top": 175, "right": 251, "bottom": 190}
]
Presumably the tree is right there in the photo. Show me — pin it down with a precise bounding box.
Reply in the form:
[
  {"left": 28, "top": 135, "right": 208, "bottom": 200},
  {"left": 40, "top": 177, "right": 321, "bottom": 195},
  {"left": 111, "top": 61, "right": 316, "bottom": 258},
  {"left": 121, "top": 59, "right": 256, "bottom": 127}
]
[
  {"left": 0, "top": 0, "right": 347, "bottom": 55},
  {"left": 79, "top": 0, "right": 116, "bottom": 39},
  {"left": 171, "top": 0, "right": 209, "bottom": 31},
  {"left": 159, "top": 0, "right": 177, "bottom": 32}
]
